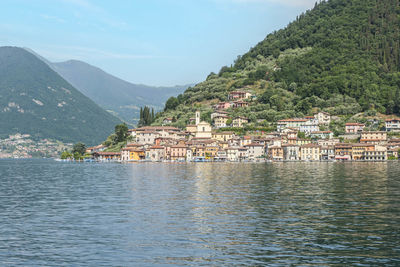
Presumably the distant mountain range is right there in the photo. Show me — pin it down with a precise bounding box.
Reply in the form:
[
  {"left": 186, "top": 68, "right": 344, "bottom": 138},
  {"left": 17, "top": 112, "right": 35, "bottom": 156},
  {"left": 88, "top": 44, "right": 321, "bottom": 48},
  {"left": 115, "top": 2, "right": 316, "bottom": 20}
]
[
  {"left": 26, "top": 48, "right": 191, "bottom": 125},
  {"left": 0, "top": 46, "right": 122, "bottom": 145}
]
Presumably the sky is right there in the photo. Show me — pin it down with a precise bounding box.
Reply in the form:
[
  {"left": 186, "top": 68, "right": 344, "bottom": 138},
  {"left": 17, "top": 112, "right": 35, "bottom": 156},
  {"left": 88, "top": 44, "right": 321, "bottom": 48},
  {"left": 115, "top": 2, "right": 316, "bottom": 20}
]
[{"left": 0, "top": 0, "right": 316, "bottom": 86}]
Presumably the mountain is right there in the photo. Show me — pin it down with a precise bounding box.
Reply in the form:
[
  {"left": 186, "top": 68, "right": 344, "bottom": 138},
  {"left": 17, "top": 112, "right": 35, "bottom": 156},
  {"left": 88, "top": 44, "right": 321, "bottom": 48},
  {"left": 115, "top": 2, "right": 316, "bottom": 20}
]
[
  {"left": 0, "top": 46, "right": 122, "bottom": 145},
  {"left": 43, "top": 59, "right": 190, "bottom": 125},
  {"left": 154, "top": 0, "right": 400, "bottom": 128}
]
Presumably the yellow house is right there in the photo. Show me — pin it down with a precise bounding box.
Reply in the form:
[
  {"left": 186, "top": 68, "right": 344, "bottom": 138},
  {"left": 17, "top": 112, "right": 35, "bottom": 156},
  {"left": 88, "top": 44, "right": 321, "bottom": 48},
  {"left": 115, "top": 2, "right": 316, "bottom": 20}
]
[
  {"left": 205, "top": 146, "right": 219, "bottom": 159},
  {"left": 212, "top": 131, "right": 234, "bottom": 142},
  {"left": 352, "top": 144, "right": 374, "bottom": 160},
  {"left": 214, "top": 115, "right": 230, "bottom": 128},
  {"left": 130, "top": 149, "right": 145, "bottom": 161},
  {"left": 300, "top": 143, "right": 321, "bottom": 161},
  {"left": 232, "top": 117, "right": 248, "bottom": 128}
]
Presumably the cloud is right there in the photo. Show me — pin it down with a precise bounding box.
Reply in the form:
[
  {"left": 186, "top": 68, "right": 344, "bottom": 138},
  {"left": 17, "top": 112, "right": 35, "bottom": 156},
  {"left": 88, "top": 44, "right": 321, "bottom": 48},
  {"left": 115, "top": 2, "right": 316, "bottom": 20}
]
[
  {"left": 57, "top": 0, "right": 129, "bottom": 30},
  {"left": 40, "top": 14, "right": 66, "bottom": 24}
]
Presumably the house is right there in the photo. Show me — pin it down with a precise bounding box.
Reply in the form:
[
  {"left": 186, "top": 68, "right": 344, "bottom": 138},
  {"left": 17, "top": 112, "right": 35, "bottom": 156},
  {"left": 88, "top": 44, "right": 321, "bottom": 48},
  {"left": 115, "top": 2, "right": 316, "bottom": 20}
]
[
  {"left": 352, "top": 144, "right": 375, "bottom": 160},
  {"left": 300, "top": 143, "right": 321, "bottom": 161},
  {"left": 226, "top": 147, "right": 239, "bottom": 161},
  {"left": 385, "top": 119, "right": 400, "bottom": 132},
  {"left": 205, "top": 146, "right": 219, "bottom": 160},
  {"left": 232, "top": 117, "right": 249, "bottom": 128},
  {"left": 315, "top": 112, "right": 331, "bottom": 125},
  {"left": 345, "top": 123, "right": 365, "bottom": 133},
  {"left": 321, "top": 146, "right": 335, "bottom": 160},
  {"left": 245, "top": 143, "right": 265, "bottom": 160},
  {"left": 363, "top": 145, "right": 387, "bottom": 161},
  {"left": 277, "top": 119, "right": 308, "bottom": 132},
  {"left": 163, "top": 118, "right": 173, "bottom": 124},
  {"left": 93, "top": 152, "right": 121, "bottom": 161},
  {"left": 232, "top": 101, "right": 249, "bottom": 108},
  {"left": 238, "top": 147, "right": 249, "bottom": 161},
  {"left": 128, "top": 129, "right": 137, "bottom": 138},
  {"left": 136, "top": 131, "right": 159, "bottom": 145},
  {"left": 335, "top": 143, "right": 353, "bottom": 161},
  {"left": 299, "top": 122, "right": 320, "bottom": 135},
  {"left": 240, "top": 136, "right": 252, "bottom": 147},
  {"left": 310, "top": 131, "right": 333, "bottom": 139},
  {"left": 211, "top": 110, "right": 229, "bottom": 119},
  {"left": 269, "top": 145, "right": 283, "bottom": 161},
  {"left": 212, "top": 132, "right": 234, "bottom": 142},
  {"left": 360, "top": 131, "right": 387, "bottom": 144},
  {"left": 213, "top": 102, "right": 231, "bottom": 110},
  {"left": 296, "top": 139, "right": 312, "bottom": 146},
  {"left": 186, "top": 124, "right": 197, "bottom": 134},
  {"left": 215, "top": 149, "right": 228, "bottom": 161},
  {"left": 282, "top": 144, "right": 300, "bottom": 161},
  {"left": 86, "top": 144, "right": 105, "bottom": 154},
  {"left": 146, "top": 145, "right": 165, "bottom": 161},
  {"left": 228, "top": 91, "right": 252, "bottom": 100},
  {"left": 318, "top": 138, "right": 340, "bottom": 147},
  {"left": 170, "top": 144, "right": 187, "bottom": 161},
  {"left": 213, "top": 115, "right": 230, "bottom": 128}
]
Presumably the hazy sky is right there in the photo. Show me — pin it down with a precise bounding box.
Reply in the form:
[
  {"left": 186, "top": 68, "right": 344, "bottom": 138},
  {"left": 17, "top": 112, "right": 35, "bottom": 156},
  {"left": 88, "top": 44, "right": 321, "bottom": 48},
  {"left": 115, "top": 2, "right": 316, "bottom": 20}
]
[{"left": 0, "top": 0, "right": 315, "bottom": 86}]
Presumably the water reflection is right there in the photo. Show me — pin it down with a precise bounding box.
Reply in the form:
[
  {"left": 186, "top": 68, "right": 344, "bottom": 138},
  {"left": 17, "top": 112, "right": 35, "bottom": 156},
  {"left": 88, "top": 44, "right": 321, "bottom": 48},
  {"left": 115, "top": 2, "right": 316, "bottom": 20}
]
[{"left": 0, "top": 160, "right": 399, "bottom": 266}]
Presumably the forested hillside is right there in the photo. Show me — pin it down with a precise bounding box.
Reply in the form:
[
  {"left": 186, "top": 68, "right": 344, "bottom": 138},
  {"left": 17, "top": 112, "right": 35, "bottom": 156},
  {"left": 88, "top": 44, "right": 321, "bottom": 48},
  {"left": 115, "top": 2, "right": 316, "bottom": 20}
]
[
  {"left": 0, "top": 47, "right": 121, "bottom": 145},
  {"left": 155, "top": 0, "right": 400, "bottom": 128}
]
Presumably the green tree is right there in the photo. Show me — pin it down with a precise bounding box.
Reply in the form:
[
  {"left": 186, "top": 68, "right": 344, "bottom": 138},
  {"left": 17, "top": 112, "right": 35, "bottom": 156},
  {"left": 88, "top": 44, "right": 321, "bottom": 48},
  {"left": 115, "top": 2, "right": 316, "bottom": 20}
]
[
  {"left": 60, "top": 151, "right": 73, "bottom": 159},
  {"left": 115, "top": 123, "right": 128, "bottom": 143},
  {"left": 72, "top": 142, "right": 86, "bottom": 156},
  {"left": 164, "top": 97, "right": 179, "bottom": 111}
]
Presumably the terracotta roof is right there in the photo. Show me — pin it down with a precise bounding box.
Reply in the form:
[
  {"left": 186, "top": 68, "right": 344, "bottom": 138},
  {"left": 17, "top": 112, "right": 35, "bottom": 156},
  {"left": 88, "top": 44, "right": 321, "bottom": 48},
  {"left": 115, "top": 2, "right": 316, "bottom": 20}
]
[
  {"left": 345, "top": 123, "right": 364, "bottom": 126},
  {"left": 245, "top": 143, "right": 264, "bottom": 147},
  {"left": 96, "top": 152, "right": 121, "bottom": 156},
  {"left": 301, "top": 143, "right": 320, "bottom": 148},
  {"left": 150, "top": 145, "right": 165, "bottom": 149}
]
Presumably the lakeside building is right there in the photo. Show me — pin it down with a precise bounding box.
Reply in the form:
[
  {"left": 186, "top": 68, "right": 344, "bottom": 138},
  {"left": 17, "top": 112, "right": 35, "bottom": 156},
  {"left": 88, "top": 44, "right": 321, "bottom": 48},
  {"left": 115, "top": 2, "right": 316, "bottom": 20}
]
[{"left": 87, "top": 110, "right": 400, "bottom": 163}]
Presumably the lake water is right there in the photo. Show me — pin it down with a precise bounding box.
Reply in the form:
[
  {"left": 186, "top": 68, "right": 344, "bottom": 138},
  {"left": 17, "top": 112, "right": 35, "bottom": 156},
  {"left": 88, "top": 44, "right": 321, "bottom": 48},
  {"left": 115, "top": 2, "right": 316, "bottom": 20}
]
[{"left": 0, "top": 160, "right": 399, "bottom": 266}]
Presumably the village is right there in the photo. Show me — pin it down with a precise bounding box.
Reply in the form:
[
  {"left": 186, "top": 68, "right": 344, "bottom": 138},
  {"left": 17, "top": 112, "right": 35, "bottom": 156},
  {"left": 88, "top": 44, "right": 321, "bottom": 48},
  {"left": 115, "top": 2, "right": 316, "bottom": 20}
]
[{"left": 84, "top": 91, "right": 400, "bottom": 163}]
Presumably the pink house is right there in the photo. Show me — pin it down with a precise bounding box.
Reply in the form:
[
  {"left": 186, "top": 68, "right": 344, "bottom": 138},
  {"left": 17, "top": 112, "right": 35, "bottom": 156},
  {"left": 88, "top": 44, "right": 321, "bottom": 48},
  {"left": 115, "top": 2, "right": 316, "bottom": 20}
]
[
  {"left": 214, "top": 102, "right": 231, "bottom": 110},
  {"left": 345, "top": 123, "right": 365, "bottom": 133}
]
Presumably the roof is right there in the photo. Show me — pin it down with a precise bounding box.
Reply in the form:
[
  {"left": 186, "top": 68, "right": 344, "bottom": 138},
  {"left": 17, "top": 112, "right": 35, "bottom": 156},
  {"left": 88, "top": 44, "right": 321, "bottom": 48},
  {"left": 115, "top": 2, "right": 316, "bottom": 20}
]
[
  {"left": 214, "top": 115, "right": 230, "bottom": 118},
  {"left": 345, "top": 123, "right": 365, "bottom": 126},
  {"left": 311, "top": 131, "right": 333, "bottom": 134},
  {"left": 361, "top": 131, "right": 386, "bottom": 134},
  {"left": 171, "top": 144, "right": 188, "bottom": 148},
  {"left": 245, "top": 143, "right": 264, "bottom": 147},
  {"left": 95, "top": 152, "right": 121, "bottom": 156},
  {"left": 301, "top": 143, "right": 320, "bottom": 148},
  {"left": 386, "top": 119, "right": 400, "bottom": 122},
  {"left": 278, "top": 119, "right": 308, "bottom": 122},
  {"left": 149, "top": 145, "right": 165, "bottom": 149},
  {"left": 136, "top": 126, "right": 180, "bottom": 132}
]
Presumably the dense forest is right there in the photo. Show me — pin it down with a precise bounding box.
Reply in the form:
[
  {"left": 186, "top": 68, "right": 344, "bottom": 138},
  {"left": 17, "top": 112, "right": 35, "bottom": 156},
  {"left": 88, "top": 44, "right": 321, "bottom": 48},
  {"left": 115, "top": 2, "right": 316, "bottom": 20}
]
[{"left": 154, "top": 0, "right": 400, "bottom": 129}]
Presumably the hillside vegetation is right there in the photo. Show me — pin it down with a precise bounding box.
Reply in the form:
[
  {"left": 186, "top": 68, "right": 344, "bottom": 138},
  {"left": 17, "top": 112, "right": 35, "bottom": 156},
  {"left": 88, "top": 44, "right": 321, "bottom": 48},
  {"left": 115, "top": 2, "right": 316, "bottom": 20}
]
[
  {"left": 0, "top": 47, "right": 121, "bottom": 145},
  {"left": 155, "top": 0, "right": 400, "bottom": 128}
]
